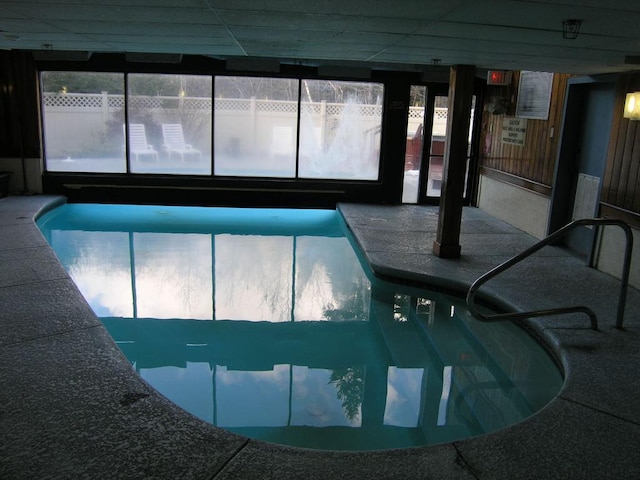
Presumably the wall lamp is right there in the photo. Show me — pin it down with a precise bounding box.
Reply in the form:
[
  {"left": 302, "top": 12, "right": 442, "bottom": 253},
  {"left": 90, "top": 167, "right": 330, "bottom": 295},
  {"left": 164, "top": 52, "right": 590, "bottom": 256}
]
[{"left": 624, "top": 92, "right": 640, "bottom": 120}]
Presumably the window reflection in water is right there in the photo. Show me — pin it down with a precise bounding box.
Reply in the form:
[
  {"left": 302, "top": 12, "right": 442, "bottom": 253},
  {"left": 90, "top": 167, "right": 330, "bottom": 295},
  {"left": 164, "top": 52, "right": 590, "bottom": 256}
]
[{"left": 40, "top": 205, "right": 562, "bottom": 451}]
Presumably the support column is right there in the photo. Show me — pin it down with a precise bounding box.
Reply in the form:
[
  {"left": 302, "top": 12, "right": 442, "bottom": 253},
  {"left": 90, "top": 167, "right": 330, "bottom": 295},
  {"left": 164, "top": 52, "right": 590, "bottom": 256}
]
[{"left": 433, "top": 65, "right": 475, "bottom": 258}]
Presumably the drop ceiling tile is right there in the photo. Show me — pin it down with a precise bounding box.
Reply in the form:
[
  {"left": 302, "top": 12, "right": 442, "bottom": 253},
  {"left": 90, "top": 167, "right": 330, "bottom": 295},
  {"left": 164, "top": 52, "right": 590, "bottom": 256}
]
[
  {"left": 510, "top": 0, "right": 640, "bottom": 13},
  {"left": 0, "top": 18, "right": 64, "bottom": 33},
  {"left": 85, "top": 34, "right": 239, "bottom": 47},
  {"left": 328, "top": 31, "right": 406, "bottom": 46},
  {"left": 2, "top": 0, "right": 206, "bottom": 6},
  {"left": 104, "top": 41, "right": 242, "bottom": 56},
  {"left": 206, "top": 0, "right": 465, "bottom": 20},
  {"left": 46, "top": 20, "right": 230, "bottom": 37},
  {"left": 418, "top": 21, "right": 580, "bottom": 47},
  {"left": 218, "top": 10, "right": 425, "bottom": 34},
  {"left": 441, "top": 0, "right": 583, "bottom": 28},
  {"left": 0, "top": 5, "right": 28, "bottom": 19},
  {"left": 442, "top": 0, "right": 640, "bottom": 38},
  {"left": 396, "top": 34, "right": 571, "bottom": 58},
  {"left": 230, "top": 26, "right": 338, "bottom": 43},
  {"left": 244, "top": 42, "right": 382, "bottom": 60},
  {"left": 1, "top": 3, "right": 220, "bottom": 24}
]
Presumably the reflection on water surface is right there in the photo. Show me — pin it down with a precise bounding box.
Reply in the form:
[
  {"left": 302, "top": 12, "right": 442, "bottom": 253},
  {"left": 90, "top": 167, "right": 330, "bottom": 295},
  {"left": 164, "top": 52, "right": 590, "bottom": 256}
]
[{"left": 38, "top": 204, "right": 562, "bottom": 451}]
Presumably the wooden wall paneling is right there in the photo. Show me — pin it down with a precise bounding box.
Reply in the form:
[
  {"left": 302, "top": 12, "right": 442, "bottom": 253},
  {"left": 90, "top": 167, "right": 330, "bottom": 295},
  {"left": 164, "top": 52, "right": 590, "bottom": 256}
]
[
  {"left": 626, "top": 129, "right": 640, "bottom": 210},
  {"left": 610, "top": 121, "right": 626, "bottom": 204},
  {"left": 603, "top": 72, "right": 640, "bottom": 215},
  {"left": 528, "top": 123, "right": 536, "bottom": 179},
  {"left": 479, "top": 72, "right": 570, "bottom": 190},
  {"left": 543, "top": 74, "right": 567, "bottom": 185},
  {"left": 605, "top": 74, "right": 624, "bottom": 205},
  {"left": 533, "top": 120, "right": 543, "bottom": 180},
  {"left": 615, "top": 119, "right": 638, "bottom": 206},
  {"left": 602, "top": 75, "right": 627, "bottom": 205}
]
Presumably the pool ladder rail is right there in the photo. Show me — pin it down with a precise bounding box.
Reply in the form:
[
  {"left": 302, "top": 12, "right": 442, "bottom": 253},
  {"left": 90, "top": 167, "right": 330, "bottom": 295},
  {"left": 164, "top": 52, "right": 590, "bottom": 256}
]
[{"left": 466, "top": 218, "right": 634, "bottom": 331}]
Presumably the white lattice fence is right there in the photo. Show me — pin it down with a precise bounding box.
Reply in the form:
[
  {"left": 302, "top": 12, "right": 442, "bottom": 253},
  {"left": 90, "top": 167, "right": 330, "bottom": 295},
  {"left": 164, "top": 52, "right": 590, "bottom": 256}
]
[
  {"left": 42, "top": 92, "right": 446, "bottom": 156},
  {"left": 43, "top": 93, "right": 107, "bottom": 108},
  {"left": 43, "top": 93, "right": 446, "bottom": 119},
  {"left": 407, "top": 107, "right": 449, "bottom": 136}
]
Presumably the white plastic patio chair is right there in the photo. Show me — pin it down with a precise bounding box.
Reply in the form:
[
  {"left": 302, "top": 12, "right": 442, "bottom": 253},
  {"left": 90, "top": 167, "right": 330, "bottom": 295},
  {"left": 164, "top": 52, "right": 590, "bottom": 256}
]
[
  {"left": 161, "top": 124, "right": 201, "bottom": 162},
  {"left": 126, "top": 124, "right": 158, "bottom": 162}
]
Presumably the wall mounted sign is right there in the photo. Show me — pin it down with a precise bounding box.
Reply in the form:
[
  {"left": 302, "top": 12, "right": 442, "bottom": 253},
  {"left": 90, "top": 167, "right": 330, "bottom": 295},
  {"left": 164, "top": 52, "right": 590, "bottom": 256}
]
[
  {"left": 502, "top": 117, "right": 527, "bottom": 146},
  {"left": 515, "top": 71, "right": 554, "bottom": 120}
]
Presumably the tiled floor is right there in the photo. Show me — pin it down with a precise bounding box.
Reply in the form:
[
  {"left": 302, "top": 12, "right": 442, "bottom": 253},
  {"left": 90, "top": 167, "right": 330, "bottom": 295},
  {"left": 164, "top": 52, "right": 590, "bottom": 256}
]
[{"left": 1, "top": 195, "right": 640, "bottom": 479}]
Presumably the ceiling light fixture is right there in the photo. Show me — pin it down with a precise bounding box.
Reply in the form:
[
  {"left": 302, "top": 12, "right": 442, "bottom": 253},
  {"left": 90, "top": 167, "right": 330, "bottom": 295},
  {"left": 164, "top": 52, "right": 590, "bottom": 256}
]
[{"left": 562, "top": 19, "right": 582, "bottom": 40}]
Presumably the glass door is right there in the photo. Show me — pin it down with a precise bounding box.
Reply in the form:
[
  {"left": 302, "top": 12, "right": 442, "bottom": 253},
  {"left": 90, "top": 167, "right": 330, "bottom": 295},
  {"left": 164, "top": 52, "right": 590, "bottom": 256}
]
[
  {"left": 402, "top": 85, "right": 477, "bottom": 205},
  {"left": 425, "top": 93, "right": 448, "bottom": 199},
  {"left": 402, "top": 85, "right": 427, "bottom": 203}
]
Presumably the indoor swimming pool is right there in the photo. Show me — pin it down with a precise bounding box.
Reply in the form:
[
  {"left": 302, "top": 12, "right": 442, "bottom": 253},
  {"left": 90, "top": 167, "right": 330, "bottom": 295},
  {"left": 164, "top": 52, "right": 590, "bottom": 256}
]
[{"left": 37, "top": 203, "right": 563, "bottom": 451}]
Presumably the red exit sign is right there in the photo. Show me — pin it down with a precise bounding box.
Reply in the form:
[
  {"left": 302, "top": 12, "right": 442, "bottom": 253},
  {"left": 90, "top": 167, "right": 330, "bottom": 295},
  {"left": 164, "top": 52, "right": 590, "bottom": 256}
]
[{"left": 487, "top": 70, "right": 512, "bottom": 86}]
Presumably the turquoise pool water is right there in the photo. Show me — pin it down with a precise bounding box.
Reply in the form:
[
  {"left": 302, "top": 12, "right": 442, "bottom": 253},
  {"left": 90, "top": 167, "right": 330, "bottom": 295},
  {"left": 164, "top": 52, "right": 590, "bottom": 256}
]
[{"left": 37, "top": 203, "right": 562, "bottom": 451}]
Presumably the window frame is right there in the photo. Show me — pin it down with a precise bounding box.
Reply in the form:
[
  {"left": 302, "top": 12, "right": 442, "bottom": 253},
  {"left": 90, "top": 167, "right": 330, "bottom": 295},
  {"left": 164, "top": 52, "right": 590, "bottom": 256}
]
[
  {"left": 36, "top": 54, "right": 456, "bottom": 208},
  {"left": 40, "top": 69, "right": 385, "bottom": 183}
]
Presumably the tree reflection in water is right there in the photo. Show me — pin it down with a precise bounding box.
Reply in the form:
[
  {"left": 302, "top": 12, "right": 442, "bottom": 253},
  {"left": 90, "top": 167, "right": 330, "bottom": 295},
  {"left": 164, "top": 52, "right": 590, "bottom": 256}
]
[{"left": 329, "top": 366, "right": 365, "bottom": 422}]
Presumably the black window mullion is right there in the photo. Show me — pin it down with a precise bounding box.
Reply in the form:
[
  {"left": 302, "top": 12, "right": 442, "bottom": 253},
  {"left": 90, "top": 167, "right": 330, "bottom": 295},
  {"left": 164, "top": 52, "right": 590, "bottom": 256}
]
[
  {"left": 294, "top": 78, "right": 303, "bottom": 179},
  {"left": 124, "top": 73, "right": 131, "bottom": 174},
  {"left": 211, "top": 74, "right": 215, "bottom": 178}
]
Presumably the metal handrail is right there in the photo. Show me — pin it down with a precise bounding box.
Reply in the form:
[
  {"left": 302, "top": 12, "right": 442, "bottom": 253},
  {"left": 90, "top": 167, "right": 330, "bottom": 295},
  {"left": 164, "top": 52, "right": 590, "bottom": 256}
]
[{"left": 466, "top": 218, "right": 634, "bottom": 330}]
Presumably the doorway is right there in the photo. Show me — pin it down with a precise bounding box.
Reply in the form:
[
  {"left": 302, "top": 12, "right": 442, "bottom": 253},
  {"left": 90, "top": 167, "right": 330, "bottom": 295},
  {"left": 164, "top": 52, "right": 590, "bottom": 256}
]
[
  {"left": 549, "top": 78, "right": 615, "bottom": 258},
  {"left": 402, "top": 84, "right": 477, "bottom": 205}
]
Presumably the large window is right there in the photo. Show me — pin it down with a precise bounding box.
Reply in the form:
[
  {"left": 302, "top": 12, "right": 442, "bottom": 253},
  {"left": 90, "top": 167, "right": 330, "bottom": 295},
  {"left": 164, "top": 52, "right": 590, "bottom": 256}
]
[
  {"left": 128, "top": 74, "right": 212, "bottom": 175},
  {"left": 42, "top": 72, "right": 126, "bottom": 173},
  {"left": 299, "top": 80, "right": 383, "bottom": 180},
  {"left": 42, "top": 71, "right": 383, "bottom": 182},
  {"left": 214, "top": 76, "right": 299, "bottom": 178}
]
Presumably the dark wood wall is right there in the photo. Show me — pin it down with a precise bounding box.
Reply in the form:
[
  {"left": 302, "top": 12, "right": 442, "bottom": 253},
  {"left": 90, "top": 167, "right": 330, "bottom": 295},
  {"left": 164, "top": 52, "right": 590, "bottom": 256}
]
[
  {"left": 479, "top": 72, "right": 571, "bottom": 193},
  {"left": 0, "top": 51, "right": 40, "bottom": 158},
  {"left": 602, "top": 72, "right": 640, "bottom": 217}
]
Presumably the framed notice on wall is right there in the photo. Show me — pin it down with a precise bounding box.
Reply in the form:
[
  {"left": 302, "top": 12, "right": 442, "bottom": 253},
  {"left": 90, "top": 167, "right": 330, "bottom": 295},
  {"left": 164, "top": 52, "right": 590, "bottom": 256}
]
[
  {"left": 502, "top": 117, "right": 527, "bottom": 146},
  {"left": 515, "top": 71, "right": 554, "bottom": 120}
]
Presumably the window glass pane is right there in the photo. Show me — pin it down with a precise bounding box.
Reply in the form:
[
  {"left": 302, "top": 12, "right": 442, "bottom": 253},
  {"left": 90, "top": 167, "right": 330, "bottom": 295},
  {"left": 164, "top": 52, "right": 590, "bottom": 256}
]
[
  {"left": 50, "top": 230, "right": 133, "bottom": 317},
  {"left": 384, "top": 367, "right": 424, "bottom": 427},
  {"left": 128, "top": 74, "right": 212, "bottom": 175},
  {"left": 214, "top": 76, "right": 299, "bottom": 178},
  {"left": 133, "top": 232, "right": 213, "bottom": 320},
  {"left": 291, "top": 366, "right": 363, "bottom": 427},
  {"left": 427, "top": 95, "right": 448, "bottom": 197},
  {"left": 294, "top": 236, "right": 370, "bottom": 321},
  {"left": 42, "top": 72, "right": 126, "bottom": 173},
  {"left": 215, "top": 364, "right": 291, "bottom": 427},
  {"left": 214, "top": 234, "right": 293, "bottom": 321},
  {"left": 403, "top": 85, "right": 426, "bottom": 203},
  {"left": 140, "top": 363, "right": 214, "bottom": 423},
  {"left": 299, "top": 80, "right": 383, "bottom": 180}
]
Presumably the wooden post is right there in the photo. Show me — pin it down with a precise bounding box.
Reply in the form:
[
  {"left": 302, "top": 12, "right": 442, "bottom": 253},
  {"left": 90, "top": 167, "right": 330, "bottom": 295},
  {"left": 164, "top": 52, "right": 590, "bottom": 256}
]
[{"left": 433, "top": 65, "right": 475, "bottom": 258}]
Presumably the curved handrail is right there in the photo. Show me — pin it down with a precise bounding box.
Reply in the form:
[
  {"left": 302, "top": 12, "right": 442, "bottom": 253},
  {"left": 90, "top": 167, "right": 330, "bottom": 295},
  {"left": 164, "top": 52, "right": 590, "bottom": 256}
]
[{"left": 466, "top": 218, "right": 633, "bottom": 330}]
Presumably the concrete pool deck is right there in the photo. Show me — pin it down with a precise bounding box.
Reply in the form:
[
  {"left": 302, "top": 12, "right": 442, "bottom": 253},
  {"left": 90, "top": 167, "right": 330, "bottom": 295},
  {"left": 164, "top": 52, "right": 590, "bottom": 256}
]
[{"left": 1, "top": 195, "right": 639, "bottom": 479}]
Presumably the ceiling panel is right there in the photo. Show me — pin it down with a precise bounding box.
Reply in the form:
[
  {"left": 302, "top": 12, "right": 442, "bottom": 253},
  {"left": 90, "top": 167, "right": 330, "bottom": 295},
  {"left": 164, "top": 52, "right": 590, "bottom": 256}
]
[
  {"left": 205, "top": 0, "right": 467, "bottom": 20},
  {"left": 0, "top": 0, "right": 639, "bottom": 74},
  {"left": 230, "top": 27, "right": 338, "bottom": 43},
  {"left": 1, "top": 3, "right": 220, "bottom": 23},
  {"left": 511, "top": 0, "right": 640, "bottom": 13},
  {"left": 217, "top": 10, "right": 426, "bottom": 34},
  {"left": 43, "top": 21, "right": 231, "bottom": 37}
]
